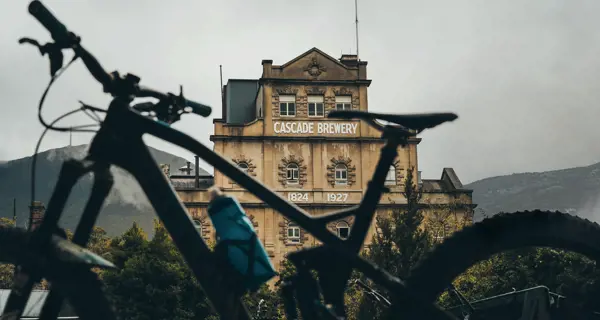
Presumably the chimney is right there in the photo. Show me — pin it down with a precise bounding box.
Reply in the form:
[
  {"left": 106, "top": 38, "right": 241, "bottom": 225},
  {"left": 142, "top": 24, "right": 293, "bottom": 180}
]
[
  {"left": 29, "top": 201, "right": 45, "bottom": 231},
  {"left": 194, "top": 156, "right": 200, "bottom": 188},
  {"left": 339, "top": 54, "right": 359, "bottom": 68},
  {"left": 178, "top": 163, "right": 192, "bottom": 175},
  {"left": 358, "top": 61, "right": 368, "bottom": 80},
  {"left": 261, "top": 59, "right": 273, "bottom": 78}
]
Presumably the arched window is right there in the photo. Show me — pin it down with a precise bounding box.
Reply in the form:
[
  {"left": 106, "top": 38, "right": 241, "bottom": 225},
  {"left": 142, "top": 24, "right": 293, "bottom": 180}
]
[
  {"left": 335, "top": 164, "right": 348, "bottom": 185},
  {"left": 286, "top": 163, "right": 299, "bottom": 184},
  {"left": 238, "top": 162, "right": 249, "bottom": 174},
  {"left": 193, "top": 219, "right": 203, "bottom": 236},
  {"left": 433, "top": 223, "right": 450, "bottom": 243},
  {"left": 385, "top": 166, "right": 397, "bottom": 185},
  {"left": 336, "top": 221, "right": 350, "bottom": 240},
  {"left": 287, "top": 222, "right": 301, "bottom": 243}
]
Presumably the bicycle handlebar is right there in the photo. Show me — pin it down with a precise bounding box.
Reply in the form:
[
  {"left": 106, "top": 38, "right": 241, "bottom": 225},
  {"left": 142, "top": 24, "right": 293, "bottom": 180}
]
[{"left": 27, "top": 0, "right": 212, "bottom": 118}]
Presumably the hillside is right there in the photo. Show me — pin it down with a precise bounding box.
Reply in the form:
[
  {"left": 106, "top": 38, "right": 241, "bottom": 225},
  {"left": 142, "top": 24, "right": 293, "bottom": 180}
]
[
  {"left": 0, "top": 144, "right": 210, "bottom": 236},
  {"left": 466, "top": 162, "right": 600, "bottom": 222}
]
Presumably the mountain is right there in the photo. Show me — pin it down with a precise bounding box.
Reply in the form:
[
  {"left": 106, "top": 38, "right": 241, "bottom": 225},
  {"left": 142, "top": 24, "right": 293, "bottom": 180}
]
[
  {"left": 0, "top": 144, "right": 210, "bottom": 236},
  {"left": 466, "top": 162, "right": 600, "bottom": 222}
]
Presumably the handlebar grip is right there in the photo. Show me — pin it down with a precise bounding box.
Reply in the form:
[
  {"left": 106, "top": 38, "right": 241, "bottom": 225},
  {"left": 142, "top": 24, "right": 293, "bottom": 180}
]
[
  {"left": 75, "top": 47, "right": 113, "bottom": 89},
  {"left": 28, "top": 1, "right": 69, "bottom": 42},
  {"left": 187, "top": 100, "right": 212, "bottom": 117}
]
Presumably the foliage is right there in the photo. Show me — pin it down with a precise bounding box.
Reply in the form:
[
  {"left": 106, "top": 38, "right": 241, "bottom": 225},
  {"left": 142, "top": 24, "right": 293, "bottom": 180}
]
[
  {"left": 443, "top": 247, "right": 600, "bottom": 312},
  {"left": 0, "top": 218, "right": 16, "bottom": 288},
  {"left": 357, "top": 168, "right": 431, "bottom": 320},
  {"left": 102, "top": 220, "right": 214, "bottom": 320}
]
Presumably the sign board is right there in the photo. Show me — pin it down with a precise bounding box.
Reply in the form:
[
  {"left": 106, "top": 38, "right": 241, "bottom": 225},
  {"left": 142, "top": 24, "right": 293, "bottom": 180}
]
[{"left": 273, "top": 121, "right": 358, "bottom": 135}]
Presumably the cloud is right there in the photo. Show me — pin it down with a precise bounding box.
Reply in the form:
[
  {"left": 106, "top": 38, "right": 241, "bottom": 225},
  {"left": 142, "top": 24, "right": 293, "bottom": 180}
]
[{"left": 2, "top": 0, "right": 600, "bottom": 185}]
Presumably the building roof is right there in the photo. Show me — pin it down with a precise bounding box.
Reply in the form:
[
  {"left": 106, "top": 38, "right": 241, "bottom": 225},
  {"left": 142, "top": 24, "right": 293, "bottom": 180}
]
[
  {"left": 275, "top": 47, "right": 362, "bottom": 70},
  {"left": 421, "top": 168, "right": 472, "bottom": 193},
  {"left": 0, "top": 289, "right": 78, "bottom": 318}
]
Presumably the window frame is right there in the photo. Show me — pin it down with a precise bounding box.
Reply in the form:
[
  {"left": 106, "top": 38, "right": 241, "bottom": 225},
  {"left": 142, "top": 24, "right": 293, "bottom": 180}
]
[
  {"left": 287, "top": 222, "right": 301, "bottom": 243},
  {"left": 336, "top": 221, "right": 350, "bottom": 240},
  {"left": 279, "top": 95, "right": 296, "bottom": 117},
  {"left": 334, "top": 164, "right": 348, "bottom": 185},
  {"left": 286, "top": 163, "right": 300, "bottom": 185},
  {"left": 384, "top": 165, "right": 397, "bottom": 186},
  {"left": 238, "top": 162, "right": 249, "bottom": 174},
  {"left": 308, "top": 95, "right": 324, "bottom": 117},
  {"left": 193, "top": 219, "right": 203, "bottom": 236},
  {"left": 335, "top": 96, "right": 352, "bottom": 111}
]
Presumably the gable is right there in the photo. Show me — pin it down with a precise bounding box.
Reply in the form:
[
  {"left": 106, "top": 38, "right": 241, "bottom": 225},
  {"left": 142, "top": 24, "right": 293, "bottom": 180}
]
[{"left": 270, "top": 48, "right": 359, "bottom": 81}]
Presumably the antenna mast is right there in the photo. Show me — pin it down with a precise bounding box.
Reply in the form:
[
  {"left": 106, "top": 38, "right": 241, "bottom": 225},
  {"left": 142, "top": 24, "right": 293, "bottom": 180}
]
[{"left": 355, "top": 0, "right": 359, "bottom": 60}]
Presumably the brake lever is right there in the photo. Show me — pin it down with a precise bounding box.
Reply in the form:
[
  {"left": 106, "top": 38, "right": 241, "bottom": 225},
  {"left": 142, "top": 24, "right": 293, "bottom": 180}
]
[
  {"left": 19, "top": 37, "right": 65, "bottom": 77},
  {"left": 168, "top": 85, "right": 191, "bottom": 113}
]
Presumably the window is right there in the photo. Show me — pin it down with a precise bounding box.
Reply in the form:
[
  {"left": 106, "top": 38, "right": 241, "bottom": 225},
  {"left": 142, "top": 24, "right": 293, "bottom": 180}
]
[
  {"left": 279, "top": 95, "right": 296, "bottom": 117},
  {"left": 287, "top": 222, "right": 301, "bottom": 243},
  {"left": 238, "top": 162, "right": 249, "bottom": 174},
  {"left": 385, "top": 166, "right": 396, "bottom": 185},
  {"left": 433, "top": 228, "right": 445, "bottom": 243},
  {"left": 193, "top": 219, "right": 203, "bottom": 236},
  {"left": 308, "top": 96, "right": 324, "bottom": 117},
  {"left": 335, "top": 164, "right": 348, "bottom": 185},
  {"left": 286, "top": 163, "right": 299, "bottom": 184},
  {"left": 335, "top": 96, "right": 352, "bottom": 110},
  {"left": 336, "top": 221, "right": 350, "bottom": 239},
  {"left": 433, "top": 224, "right": 450, "bottom": 243}
]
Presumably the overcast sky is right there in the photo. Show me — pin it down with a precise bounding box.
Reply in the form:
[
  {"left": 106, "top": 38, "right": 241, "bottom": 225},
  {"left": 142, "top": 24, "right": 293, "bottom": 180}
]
[{"left": 2, "top": 0, "right": 600, "bottom": 184}]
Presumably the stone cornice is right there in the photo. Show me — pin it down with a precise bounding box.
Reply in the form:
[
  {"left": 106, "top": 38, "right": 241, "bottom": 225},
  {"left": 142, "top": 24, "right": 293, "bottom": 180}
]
[
  {"left": 209, "top": 135, "right": 422, "bottom": 144},
  {"left": 183, "top": 202, "right": 477, "bottom": 210},
  {"left": 259, "top": 78, "right": 372, "bottom": 87}
]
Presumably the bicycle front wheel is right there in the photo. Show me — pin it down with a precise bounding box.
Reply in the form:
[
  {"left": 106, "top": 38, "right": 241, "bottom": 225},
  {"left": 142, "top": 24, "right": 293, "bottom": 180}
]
[
  {"left": 396, "top": 210, "right": 600, "bottom": 314},
  {"left": 0, "top": 226, "right": 117, "bottom": 320}
]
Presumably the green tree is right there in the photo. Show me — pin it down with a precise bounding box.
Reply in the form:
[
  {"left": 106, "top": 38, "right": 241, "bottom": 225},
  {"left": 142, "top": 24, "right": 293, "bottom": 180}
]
[
  {"left": 357, "top": 168, "right": 431, "bottom": 319},
  {"left": 272, "top": 248, "right": 365, "bottom": 319},
  {"left": 102, "top": 220, "right": 214, "bottom": 320},
  {"left": 0, "top": 218, "right": 16, "bottom": 288},
  {"left": 445, "top": 247, "right": 600, "bottom": 312}
]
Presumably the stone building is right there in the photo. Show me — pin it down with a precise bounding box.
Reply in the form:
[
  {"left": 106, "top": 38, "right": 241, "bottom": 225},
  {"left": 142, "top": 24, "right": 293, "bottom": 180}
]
[{"left": 171, "top": 48, "right": 476, "bottom": 270}]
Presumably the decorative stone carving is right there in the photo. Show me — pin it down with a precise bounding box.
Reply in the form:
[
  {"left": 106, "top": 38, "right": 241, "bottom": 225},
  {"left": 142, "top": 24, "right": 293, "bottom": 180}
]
[
  {"left": 275, "top": 86, "right": 299, "bottom": 95},
  {"left": 278, "top": 217, "right": 309, "bottom": 246},
  {"left": 305, "top": 86, "right": 325, "bottom": 95},
  {"left": 391, "top": 160, "right": 404, "bottom": 186},
  {"left": 248, "top": 214, "right": 259, "bottom": 228},
  {"left": 327, "top": 216, "right": 355, "bottom": 235},
  {"left": 332, "top": 87, "right": 352, "bottom": 96},
  {"left": 277, "top": 155, "right": 308, "bottom": 187},
  {"left": 326, "top": 155, "right": 357, "bottom": 187},
  {"left": 330, "top": 87, "right": 360, "bottom": 112},
  {"left": 272, "top": 87, "right": 301, "bottom": 117},
  {"left": 159, "top": 164, "right": 170, "bottom": 177},
  {"left": 191, "top": 212, "right": 212, "bottom": 240},
  {"left": 304, "top": 57, "right": 327, "bottom": 77},
  {"left": 231, "top": 154, "right": 257, "bottom": 177},
  {"left": 248, "top": 214, "right": 259, "bottom": 237},
  {"left": 229, "top": 155, "right": 257, "bottom": 186}
]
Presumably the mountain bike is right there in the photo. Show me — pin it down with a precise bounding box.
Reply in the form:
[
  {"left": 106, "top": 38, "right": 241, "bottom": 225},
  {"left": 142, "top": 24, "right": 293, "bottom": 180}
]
[{"left": 8, "top": 1, "right": 600, "bottom": 319}]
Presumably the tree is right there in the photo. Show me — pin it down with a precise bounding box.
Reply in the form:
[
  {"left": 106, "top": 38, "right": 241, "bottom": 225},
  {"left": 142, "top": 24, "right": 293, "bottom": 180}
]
[
  {"left": 357, "top": 168, "right": 431, "bottom": 319},
  {"left": 0, "top": 218, "right": 16, "bottom": 288},
  {"left": 444, "top": 247, "right": 600, "bottom": 312},
  {"left": 102, "top": 220, "right": 214, "bottom": 320}
]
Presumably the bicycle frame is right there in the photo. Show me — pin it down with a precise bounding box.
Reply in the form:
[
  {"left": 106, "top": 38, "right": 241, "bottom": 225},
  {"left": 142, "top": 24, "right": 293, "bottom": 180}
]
[{"left": 7, "top": 96, "right": 457, "bottom": 320}]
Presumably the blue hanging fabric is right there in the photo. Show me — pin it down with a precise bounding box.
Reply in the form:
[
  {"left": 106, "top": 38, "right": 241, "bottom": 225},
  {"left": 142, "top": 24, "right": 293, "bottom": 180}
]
[{"left": 207, "top": 187, "right": 276, "bottom": 292}]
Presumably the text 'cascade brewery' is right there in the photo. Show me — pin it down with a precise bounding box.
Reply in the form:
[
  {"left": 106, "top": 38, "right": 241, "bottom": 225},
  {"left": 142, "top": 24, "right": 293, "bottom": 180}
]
[{"left": 273, "top": 121, "right": 358, "bottom": 135}]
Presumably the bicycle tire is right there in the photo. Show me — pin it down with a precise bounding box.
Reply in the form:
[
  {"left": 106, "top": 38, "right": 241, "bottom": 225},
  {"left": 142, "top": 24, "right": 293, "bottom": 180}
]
[
  {"left": 397, "top": 210, "right": 600, "bottom": 312},
  {"left": 0, "top": 226, "right": 117, "bottom": 320}
]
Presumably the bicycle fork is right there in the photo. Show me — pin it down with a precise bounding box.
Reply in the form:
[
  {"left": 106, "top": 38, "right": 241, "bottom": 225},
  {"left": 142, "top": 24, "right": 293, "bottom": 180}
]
[{"left": 1, "top": 159, "right": 113, "bottom": 320}]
